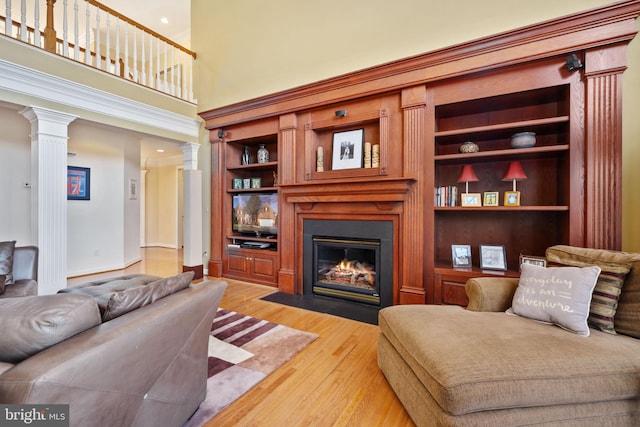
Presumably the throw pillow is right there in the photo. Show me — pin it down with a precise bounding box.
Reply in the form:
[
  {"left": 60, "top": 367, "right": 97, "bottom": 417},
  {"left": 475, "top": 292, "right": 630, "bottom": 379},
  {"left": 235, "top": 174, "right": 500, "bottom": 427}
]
[
  {"left": 0, "top": 240, "right": 16, "bottom": 287},
  {"left": 546, "top": 246, "right": 634, "bottom": 334},
  {"left": 509, "top": 263, "right": 601, "bottom": 336},
  {"left": 101, "top": 271, "right": 194, "bottom": 321},
  {"left": 0, "top": 294, "right": 101, "bottom": 363}
]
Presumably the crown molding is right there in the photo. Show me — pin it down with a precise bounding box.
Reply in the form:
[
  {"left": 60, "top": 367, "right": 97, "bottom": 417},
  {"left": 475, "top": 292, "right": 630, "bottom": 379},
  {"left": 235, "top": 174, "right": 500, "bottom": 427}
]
[{"left": 0, "top": 59, "right": 199, "bottom": 138}]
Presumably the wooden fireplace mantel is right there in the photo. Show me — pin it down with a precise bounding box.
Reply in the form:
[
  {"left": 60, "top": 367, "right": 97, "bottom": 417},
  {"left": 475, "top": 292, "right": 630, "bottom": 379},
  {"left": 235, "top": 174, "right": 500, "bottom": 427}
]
[{"left": 201, "top": 1, "right": 640, "bottom": 305}]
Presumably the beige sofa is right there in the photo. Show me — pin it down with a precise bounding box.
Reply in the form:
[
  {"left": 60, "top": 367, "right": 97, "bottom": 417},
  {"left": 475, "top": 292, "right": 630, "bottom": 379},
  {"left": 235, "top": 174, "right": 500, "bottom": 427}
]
[
  {"left": 378, "top": 246, "right": 640, "bottom": 426},
  {"left": 0, "top": 273, "right": 227, "bottom": 427}
]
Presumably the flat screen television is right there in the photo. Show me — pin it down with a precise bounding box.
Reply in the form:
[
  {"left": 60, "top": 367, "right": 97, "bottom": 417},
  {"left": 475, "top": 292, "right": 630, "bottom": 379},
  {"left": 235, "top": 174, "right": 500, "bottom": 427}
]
[{"left": 232, "top": 192, "right": 278, "bottom": 236}]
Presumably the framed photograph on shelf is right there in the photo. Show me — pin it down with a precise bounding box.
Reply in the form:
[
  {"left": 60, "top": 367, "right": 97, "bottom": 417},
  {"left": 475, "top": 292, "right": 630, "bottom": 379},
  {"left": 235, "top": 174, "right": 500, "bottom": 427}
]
[
  {"left": 504, "top": 191, "right": 520, "bottom": 206},
  {"left": 67, "top": 166, "right": 90, "bottom": 201},
  {"left": 332, "top": 128, "right": 364, "bottom": 170},
  {"left": 519, "top": 254, "right": 546, "bottom": 271},
  {"left": 461, "top": 193, "right": 482, "bottom": 207},
  {"left": 480, "top": 244, "right": 507, "bottom": 271},
  {"left": 483, "top": 191, "right": 499, "bottom": 207},
  {"left": 451, "top": 244, "right": 472, "bottom": 268}
]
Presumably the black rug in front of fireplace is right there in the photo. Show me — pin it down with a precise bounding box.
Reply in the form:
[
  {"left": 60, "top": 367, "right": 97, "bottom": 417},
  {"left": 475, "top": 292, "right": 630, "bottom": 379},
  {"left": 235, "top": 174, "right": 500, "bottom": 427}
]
[{"left": 260, "top": 292, "right": 379, "bottom": 325}]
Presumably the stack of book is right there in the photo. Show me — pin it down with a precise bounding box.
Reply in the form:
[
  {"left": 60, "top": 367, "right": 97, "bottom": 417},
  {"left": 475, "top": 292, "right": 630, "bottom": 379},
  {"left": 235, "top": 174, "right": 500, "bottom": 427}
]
[{"left": 435, "top": 186, "right": 458, "bottom": 207}]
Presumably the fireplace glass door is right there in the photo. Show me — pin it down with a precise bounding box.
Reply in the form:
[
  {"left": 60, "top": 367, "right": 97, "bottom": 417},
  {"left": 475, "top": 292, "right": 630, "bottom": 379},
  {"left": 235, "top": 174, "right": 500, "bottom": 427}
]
[{"left": 313, "top": 237, "right": 380, "bottom": 305}]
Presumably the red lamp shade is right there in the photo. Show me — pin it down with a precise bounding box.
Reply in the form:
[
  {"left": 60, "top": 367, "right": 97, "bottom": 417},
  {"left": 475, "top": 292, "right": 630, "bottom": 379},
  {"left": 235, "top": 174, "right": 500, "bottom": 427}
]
[
  {"left": 457, "top": 165, "right": 479, "bottom": 193},
  {"left": 502, "top": 161, "right": 527, "bottom": 191}
]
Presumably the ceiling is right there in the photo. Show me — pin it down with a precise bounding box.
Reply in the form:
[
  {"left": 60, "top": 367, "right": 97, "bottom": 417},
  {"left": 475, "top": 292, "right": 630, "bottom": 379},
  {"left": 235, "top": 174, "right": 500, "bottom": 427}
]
[{"left": 100, "top": 1, "right": 192, "bottom": 164}]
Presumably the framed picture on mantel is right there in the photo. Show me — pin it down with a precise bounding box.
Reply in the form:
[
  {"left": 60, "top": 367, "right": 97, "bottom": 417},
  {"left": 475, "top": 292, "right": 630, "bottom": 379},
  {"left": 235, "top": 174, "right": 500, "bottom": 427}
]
[{"left": 332, "top": 128, "right": 363, "bottom": 170}]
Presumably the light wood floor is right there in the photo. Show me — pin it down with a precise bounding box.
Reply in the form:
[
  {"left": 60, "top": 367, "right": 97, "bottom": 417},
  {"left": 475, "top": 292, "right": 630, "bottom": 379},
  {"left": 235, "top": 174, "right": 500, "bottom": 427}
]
[{"left": 67, "top": 248, "right": 415, "bottom": 427}]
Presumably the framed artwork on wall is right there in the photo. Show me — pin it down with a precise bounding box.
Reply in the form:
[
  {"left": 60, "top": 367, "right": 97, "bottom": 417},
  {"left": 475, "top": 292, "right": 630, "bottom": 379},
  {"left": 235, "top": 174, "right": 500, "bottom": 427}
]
[{"left": 67, "top": 166, "right": 90, "bottom": 201}]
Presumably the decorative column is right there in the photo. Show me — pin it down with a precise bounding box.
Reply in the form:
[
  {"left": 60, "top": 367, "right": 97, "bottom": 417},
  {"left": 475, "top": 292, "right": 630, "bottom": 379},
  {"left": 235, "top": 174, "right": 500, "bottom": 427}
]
[
  {"left": 181, "top": 142, "right": 203, "bottom": 279},
  {"left": 278, "top": 113, "right": 297, "bottom": 293},
  {"left": 20, "top": 106, "right": 77, "bottom": 295},
  {"left": 584, "top": 44, "right": 628, "bottom": 250},
  {"left": 400, "top": 86, "right": 428, "bottom": 304}
]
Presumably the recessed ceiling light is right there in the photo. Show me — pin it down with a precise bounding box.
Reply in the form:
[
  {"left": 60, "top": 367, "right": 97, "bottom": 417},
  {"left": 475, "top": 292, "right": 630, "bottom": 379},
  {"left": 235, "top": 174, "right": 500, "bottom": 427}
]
[
  {"left": 161, "top": 17, "right": 169, "bottom": 24},
  {"left": 156, "top": 149, "right": 165, "bottom": 153}
]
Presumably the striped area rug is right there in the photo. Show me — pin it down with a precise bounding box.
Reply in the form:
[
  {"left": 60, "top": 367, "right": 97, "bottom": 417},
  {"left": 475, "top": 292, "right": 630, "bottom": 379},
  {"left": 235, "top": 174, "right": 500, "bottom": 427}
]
[{"left": 184, "top": 309, "right": 318, "bottom": 426}]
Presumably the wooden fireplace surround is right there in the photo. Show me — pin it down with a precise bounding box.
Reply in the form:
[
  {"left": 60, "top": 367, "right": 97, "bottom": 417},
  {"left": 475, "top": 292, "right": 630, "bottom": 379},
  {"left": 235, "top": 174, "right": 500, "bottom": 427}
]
[{"left": 200, "top": 1, "right": 640, "bottom": 305}]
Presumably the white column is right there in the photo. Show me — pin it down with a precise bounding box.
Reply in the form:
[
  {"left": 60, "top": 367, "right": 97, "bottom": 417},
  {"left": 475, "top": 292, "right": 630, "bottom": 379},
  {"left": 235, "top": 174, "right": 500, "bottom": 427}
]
[
  {"left": 20, "top": 106, "right": 77, "bottom": 295},
  {"left": 180, "top": 142, "right": 203, "bottom": 278}
]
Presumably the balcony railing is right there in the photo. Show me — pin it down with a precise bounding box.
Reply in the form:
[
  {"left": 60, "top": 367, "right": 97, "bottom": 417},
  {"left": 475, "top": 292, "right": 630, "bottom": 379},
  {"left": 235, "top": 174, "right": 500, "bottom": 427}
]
[{"left": 1, "top": 0, "right": 196, "bottom": 103}]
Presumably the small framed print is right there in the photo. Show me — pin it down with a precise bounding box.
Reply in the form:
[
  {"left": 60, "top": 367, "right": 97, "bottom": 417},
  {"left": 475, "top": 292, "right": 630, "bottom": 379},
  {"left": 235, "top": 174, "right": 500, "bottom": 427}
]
[
  {"left": 461, "top": 193, "right": 482, "bottom": 207},
  {"left": 480, "top": 244, "right": 507, "bottom": 271},
  {"left": 451, "top": 244, "right": 472, "bottom": 268},
  {"left": 504, "top": 191, "right": 520, "bottom": 206},
  {"left": 483, "top": 191, "right": 499, "bottom": 207},
  {"left": 251, "top": 177, "right": 262, "bottom": 188},
  {"left": 332, "top": 128, "right": 364, "bottom": 170},
  {"left": 243, "top": 178, "right": 251, "bottom": 189},
  {"left": 233, "top": 178, "right": 243, "bottom": 190},
  {"left": 519, "top": 254, "right": 546, "bottom": 271}
]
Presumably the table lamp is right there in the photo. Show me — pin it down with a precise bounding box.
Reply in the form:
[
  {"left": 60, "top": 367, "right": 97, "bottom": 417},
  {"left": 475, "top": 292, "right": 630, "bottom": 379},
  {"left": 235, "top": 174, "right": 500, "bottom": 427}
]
[
  {"left": 502, "top": 161, "right": 527, "bottom": 191},
  {"left": 457, "top": 164, "right": 479, "bottom": 194}
]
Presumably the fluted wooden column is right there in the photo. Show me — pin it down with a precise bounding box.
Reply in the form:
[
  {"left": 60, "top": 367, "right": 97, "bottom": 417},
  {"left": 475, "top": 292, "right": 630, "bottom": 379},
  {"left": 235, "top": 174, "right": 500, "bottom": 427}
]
[
  {"left": 584, "top": 44, "right": 628, "bottom": 250},
  {"left": 208, "top": 131, "right": 224, "bottom": 277},
  {"left": 20, "top": 106, "right": 77, "bottom": 295},
  {"left": 181, "top": 142, "right": 203, "bottom": 279},
  {"left": 278, "top": 113, "right": 297, "bottom": 293},
  {"left": 400, "top": 86, "right": 427, "bottom": 304}
]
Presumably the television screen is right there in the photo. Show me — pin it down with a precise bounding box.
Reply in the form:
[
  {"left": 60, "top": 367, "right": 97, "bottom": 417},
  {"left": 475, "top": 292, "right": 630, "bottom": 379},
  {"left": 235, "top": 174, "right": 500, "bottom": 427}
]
[{"left": 232, "top": 192, "right": 278, "bottom": 236}]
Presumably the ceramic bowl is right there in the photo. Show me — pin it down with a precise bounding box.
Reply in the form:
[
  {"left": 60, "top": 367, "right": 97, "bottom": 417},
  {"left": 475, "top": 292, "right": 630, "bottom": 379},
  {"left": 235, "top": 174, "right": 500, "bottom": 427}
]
[{"left": 511, "top": 132, "right": 536, "bottom": 148}]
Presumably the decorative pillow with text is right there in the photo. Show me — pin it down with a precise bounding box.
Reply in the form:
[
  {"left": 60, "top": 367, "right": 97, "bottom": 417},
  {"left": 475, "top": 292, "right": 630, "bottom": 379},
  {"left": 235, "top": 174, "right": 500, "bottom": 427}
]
[{"left": 508, "top": 263, "right": 601, "bottom": 336}]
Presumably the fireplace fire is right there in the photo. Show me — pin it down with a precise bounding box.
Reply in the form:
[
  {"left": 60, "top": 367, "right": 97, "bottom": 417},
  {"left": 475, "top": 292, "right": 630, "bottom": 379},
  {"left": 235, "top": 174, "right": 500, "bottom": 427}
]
[{"left": 314, "top": 237, "right": 380, "bottom": 305}]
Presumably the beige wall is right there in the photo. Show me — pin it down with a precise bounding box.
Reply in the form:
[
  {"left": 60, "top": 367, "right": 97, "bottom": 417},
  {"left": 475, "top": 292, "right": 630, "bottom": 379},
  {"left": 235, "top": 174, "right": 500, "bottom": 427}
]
[{"left": 192, "top": 0, "right": 640, "bottom": 252}]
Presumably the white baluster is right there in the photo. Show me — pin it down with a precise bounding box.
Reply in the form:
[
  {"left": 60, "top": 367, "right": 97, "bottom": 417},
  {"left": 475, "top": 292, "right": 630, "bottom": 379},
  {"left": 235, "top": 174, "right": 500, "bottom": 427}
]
[
  {"left": 115, "top": 18, "right": 121, "bottom": 76},
  {"left": 20, "top": 0, "right": 26, "bottom": 42},
  {"left": 155, "top": 36, "right": 160, "bottom": 89},
  {"left": 5, "top": 0, "right": 12, "bottom": 36},
  {"left": 73, "top": 0, "right": 79, "bottom": 60},
  {"left": 132, "top": 25, "right": 137, "bottom": 82},
  {"left": 85, "top": 2, "right": 91, "bottom": 65},
  {"left": 148, "top": 32, "right": 154, "bottom": 88},
  {"left": 33, "top": 0, "right": 41, "bottom": 47},
  {"left": 140, "top": 29, "right": 146, "bottom": 85},
  {"left": 95, "top": 8, "right": 101, "bottom": 69},
  {"left": 62, "top": 0, "right": 69, "bottom": 57},
  {"left": 105, "top": 14, "right": 111, "bottom": 73},
  {"left": 171, "top": 46, "right": 176, "bottom": 96},
  {"left": 163, "top": 41, "right": 168, "bottom": 93},
  {"left": 124, "top": 21, "right": 129, "bottom": 79}
]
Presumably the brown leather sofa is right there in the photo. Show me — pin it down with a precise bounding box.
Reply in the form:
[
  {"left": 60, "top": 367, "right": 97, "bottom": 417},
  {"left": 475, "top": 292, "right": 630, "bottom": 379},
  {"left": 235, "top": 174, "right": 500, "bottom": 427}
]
[
  {"left": 0, "top": 274, "right": 227, "bottom": 427},
  {"left": 0, "top": 245, "right": 38, "bottom": 298},
  {"left": 378, "top": 246, "right": 640, "bottom": 426}
]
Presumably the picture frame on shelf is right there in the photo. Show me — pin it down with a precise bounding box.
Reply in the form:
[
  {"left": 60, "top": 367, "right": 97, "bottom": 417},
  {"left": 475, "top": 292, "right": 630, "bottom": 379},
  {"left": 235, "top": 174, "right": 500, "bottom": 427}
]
[
  {"left": 519, "top": 254, "right": 546, "bottom": 271},
  {"left": 461, "top": 193, "right": 482, "bottom": 207},
  {"left": 451, "top": 244, "right": 472, "bottom": 268},
  {"left": 504, "top": 191, "right": 520, "bottom": 206},
  {"left": 67, "top": 166, "right": 90, "bottom": 201},
  {"left": 243, "top": 178, "right": 251, "bottom": 189},
  {"left": 332, "top": 128, "right": 364, "bottom": 170},
  {"left": 483, "top": 191, "right": 499, "bottom": 207},
  {"left": 251, "top": 178, "right": 262, "bottom": 188},
  {"left": 233, "top": 178, "right": 243, "bottom": 190},
  {"left": 480, "top": 244, "right": 507, "bottom": 271}
]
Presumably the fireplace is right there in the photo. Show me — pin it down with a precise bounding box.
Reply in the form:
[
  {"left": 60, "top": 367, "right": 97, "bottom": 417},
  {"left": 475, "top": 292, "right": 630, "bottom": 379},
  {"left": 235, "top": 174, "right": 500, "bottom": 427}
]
[{"left": 303, "top": 219, "right": 393, "bottom": 308}]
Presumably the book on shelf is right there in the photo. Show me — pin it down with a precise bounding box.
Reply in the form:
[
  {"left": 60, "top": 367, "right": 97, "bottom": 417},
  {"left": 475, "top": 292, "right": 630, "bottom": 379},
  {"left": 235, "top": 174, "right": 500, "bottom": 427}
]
[{"left": 434, "top": 186, "right": 458, "bottom": 207}]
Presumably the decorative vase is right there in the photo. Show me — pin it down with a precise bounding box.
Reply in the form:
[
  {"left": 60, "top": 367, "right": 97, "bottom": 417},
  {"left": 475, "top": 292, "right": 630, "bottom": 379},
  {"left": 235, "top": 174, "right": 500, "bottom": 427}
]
[
  {"left": 241, "top": 146, "right": 251, "bottom": 165},
  {"left": 459, "top": 141, "right": 479, "bottom": 153},
  {"left": 257, "top": 144, "right": 269, "bottom": 164},
  {"left": 511, "top": 132, "right": 536, "bottom": 148}
]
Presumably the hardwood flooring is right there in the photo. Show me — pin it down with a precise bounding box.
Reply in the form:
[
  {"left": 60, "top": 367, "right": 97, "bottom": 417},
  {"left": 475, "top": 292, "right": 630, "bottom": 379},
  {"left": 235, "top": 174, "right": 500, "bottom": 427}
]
[{"left": 67, "top": 248, "right": 415, "bottom": 427}]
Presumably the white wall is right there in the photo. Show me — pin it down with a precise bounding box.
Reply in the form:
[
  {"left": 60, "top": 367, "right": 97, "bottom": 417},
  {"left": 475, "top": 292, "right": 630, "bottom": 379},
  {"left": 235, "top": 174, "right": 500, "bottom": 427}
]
[
  {"left": 0, "top": 106, "right": 32, "bottom": 245},
  {"left": 144, "top": 159, "right": 181, "bottom": 248}
]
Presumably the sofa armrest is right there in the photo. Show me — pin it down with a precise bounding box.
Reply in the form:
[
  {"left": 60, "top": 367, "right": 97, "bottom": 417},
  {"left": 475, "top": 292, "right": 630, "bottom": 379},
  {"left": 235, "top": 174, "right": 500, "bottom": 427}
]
[{"left": 465, "top": 277, "right": 519, "bottom": 312}]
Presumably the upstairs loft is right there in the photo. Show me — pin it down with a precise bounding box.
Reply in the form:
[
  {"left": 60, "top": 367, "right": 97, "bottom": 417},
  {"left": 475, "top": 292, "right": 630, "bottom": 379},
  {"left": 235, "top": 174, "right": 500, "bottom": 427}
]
[{"left": 1, "top": 0, "right": 195, "bottom": 104}]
